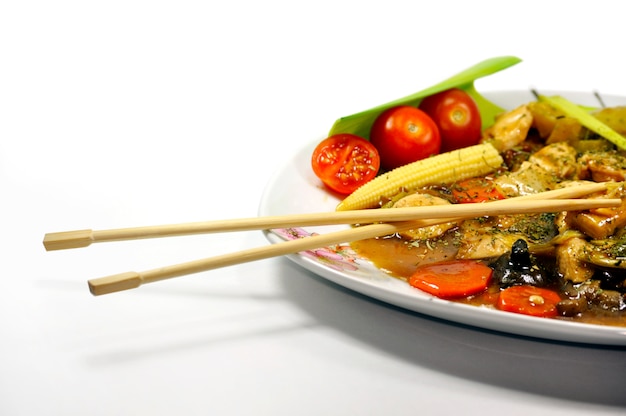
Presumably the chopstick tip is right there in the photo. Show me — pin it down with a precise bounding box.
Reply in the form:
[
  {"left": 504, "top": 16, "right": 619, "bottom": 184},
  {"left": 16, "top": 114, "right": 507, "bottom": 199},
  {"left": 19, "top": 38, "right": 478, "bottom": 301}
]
[
  {"left": 88, "top": 271, "right": 143, "bottom": 296},
  {"left": 43, "top": 229, "right": 94, "bottom": 251}
]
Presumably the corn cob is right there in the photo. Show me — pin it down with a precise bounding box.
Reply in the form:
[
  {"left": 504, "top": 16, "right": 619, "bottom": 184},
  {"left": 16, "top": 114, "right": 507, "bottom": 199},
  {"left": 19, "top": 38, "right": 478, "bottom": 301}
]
[{"left": 336, "top": 143, "right": 503, "bottom": 211}]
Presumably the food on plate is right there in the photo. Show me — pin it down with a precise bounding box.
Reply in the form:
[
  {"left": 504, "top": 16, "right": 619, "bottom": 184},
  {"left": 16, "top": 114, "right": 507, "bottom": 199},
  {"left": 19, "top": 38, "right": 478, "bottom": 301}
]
[
  {"left": 418, "top": 88, "right": 482, "bottom": 152},
  {"left": 496, "top": 285, "right": 561, "bottom": 317},
  {"left": 593, "top": 106, "right": 626, "bottom": 136},
  {"left": 369, "top": 105, "right": 441, "bottom": 170},
  {"left": 311, "top": 134, "right": 380, "bottom": 195},
  {"left": 481, "top": 104, "right": 533, "bottom": 152},
  {"left": 539, "top": 95, "right": 626, "bottom": 151},
  {"left": 307, "top": 55, "right": 626, "bottom": 325},
  {"left": 312, "top": 56, "right": 522, "bottom": 195},
  {"left": 327, "top": 56, "right": 522, "bottom": 140},
  {"left": 335, "top": 143, "right": 503, "bottom": 211},
  {"left": 408, "top": 259, "right": 493, "bottom": 299},
  {"left": 346, "top": 97, "right": 626, "bottom": 326},
  {"left": 451, "top": 178, "right": 506, "bottom": 203}
]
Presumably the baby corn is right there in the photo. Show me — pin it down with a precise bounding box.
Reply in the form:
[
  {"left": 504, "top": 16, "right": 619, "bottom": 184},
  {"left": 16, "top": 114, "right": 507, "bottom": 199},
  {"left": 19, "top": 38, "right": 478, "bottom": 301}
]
[{"left": 336, "top": 143, "right": 503, "bottom": 211}]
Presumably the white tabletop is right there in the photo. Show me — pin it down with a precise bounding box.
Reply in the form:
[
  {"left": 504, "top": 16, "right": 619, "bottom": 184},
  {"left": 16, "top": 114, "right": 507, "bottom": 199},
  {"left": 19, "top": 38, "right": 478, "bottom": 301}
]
[{"left": 2, "top": 1, "right": 625, "bottom": 415}]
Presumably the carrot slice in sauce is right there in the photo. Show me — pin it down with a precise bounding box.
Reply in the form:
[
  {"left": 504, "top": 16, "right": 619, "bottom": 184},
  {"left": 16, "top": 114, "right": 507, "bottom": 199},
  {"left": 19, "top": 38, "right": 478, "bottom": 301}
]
[
  {"left": 451, "top": 177, "right": 505, "bottom": 203},
  {"left": 408, "top": 260, "right": 492, "bottom": 299},
  {"left": 497, "top": 285, "right": 561, "bottom": 317}
]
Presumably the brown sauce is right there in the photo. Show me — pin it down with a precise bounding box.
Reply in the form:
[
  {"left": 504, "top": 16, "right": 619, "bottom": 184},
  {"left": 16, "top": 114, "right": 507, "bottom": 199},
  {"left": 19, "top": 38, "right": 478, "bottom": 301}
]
[
  {"left": 351, "top": 232, "right": 626, "bottom": 327},
  {"left": 351, "top": 232, "right": 459, "bottom": 279}
]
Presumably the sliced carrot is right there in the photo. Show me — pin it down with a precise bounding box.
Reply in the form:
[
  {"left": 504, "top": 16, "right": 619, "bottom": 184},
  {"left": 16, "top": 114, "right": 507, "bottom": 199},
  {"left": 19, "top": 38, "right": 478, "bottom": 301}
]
[
  {"left": 451, "top": 177, "right": 505, "bottom": 203},
  {"left": 497, "top": 285, "right": 561, "bottom": 317},
  {"left": 408, "top": 260, "right": 492, "bottom": 299}
]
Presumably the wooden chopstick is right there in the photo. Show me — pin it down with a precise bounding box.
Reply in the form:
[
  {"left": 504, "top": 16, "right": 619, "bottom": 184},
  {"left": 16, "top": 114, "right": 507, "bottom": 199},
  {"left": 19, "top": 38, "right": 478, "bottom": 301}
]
[
  {"left": 43, "top": 183, "right": 612, "bottom": 251},
  {"left": 85, "top": 184, "right": 618, "bottom": 296},
  {"left": 87, "top": 221, "right": 420, "bottom": 295}
]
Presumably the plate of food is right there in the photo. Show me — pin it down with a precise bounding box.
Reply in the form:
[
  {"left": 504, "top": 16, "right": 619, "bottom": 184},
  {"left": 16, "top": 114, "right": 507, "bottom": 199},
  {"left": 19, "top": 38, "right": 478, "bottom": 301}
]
[{"left": 259, "top": 58, "right": 626, "bottom": 346}]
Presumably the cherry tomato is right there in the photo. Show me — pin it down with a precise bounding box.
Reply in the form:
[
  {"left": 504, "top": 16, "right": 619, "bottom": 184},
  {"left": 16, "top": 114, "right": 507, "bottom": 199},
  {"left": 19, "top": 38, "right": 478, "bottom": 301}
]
[
  {"left": 370, "top": 106, "right": 441, "bottom": 171},
  {"left": 311, "top": 133, "right": 380, "bottom": 195},
  {"left": 419, "top": 88, "right": 482, "bottom": 152}
]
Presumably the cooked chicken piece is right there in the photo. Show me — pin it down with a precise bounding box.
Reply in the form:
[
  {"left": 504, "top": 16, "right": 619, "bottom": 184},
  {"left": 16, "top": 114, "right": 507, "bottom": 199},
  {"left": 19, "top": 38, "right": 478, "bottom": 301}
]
[
  {"left": 457, "top": 227, "right": 523, "bottom": 260},
  {"left": 494, "top": 142, "right": 581, "bottom": 197},
  {"left": 456, "top": 209, "right": 558, "bottom": 260},
  {"left": 493, "top": 161, "right": 557, "bottom": 196},
  {"left": 456, "top": 215, "right": 526, "bottom": 260},
  {"left": 545, "top": 117, "right": 583, "bottom": 145},
  {"left": 593, "top": 106, "right": 626, "bottom": 136},
  {"left": 553, "top": 180, "right": 606, "bottom": 215},
  {"left": 482, "top": 104, "right": 533, "bottom": 152},
  {"left": 574, "top": 203, "right": 626, "bottom": 240},
  {"left": 527, "top": 101, "right": 565, "bottom": 138},
  {"left": 579, "top": 151, "right": 626, "bottom": 182},
  {"left": 556, "top": 237, "right": 595, "bottom": 283},
  {"left": 392, "top": 193, "right": 457, "bottom": 241},
  {"left": 573, "top": 185, "right": 626, "bottom": 239},
  {"left": 528, "top": 142, "right": 579, "bottom": 179}
]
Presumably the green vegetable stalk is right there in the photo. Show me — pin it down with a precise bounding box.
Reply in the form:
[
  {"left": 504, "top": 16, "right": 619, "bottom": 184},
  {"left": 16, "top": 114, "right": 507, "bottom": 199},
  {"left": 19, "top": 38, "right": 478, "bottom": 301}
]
[{"left": 328, "top": 56, "right": 522, "bottom": 139}]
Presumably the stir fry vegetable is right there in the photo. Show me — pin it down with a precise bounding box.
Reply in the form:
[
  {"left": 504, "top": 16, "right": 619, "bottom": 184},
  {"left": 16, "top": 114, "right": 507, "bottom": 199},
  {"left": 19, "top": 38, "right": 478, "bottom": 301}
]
[
  {"left": 419, "top": 88, "right": 483, "bottom": 152},
  {"left": 336, "top": 143, "right": 503, "bottom": 211},
  {"left": 409, "top": 260, "right": 493, "bottom": 299},
  {"left": 311, "top": 134, "right": 380, "bottom": 194},
  {"left": 370, "top": 105, "right": 441, "bottom": 170},
  {"left": 328, "top": 56, "right": 521, "bottom": 139},
  {"left": 539, "top": 95, "right": 626, "bottom": 150},
  {"left": 497, "top": 286, "right": 561, "bottom": 317}
]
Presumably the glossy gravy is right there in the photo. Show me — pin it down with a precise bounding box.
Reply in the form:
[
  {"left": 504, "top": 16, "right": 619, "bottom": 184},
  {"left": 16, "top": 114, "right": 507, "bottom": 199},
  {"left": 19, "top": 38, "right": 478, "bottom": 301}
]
[{"left": 351, "top": 232, "right": 626, "bottom": 327}]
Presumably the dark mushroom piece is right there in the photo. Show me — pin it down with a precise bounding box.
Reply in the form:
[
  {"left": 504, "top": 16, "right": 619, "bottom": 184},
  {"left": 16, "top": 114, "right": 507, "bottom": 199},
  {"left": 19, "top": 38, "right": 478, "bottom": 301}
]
[{"left": 489, "top": 239, "right": 553, "bottom": 288}]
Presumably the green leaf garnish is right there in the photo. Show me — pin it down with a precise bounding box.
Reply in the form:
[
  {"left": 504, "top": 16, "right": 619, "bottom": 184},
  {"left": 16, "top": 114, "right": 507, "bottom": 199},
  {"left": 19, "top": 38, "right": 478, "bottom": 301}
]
[
  {"left": 328, "top": 55, "right": 522, "bottom": 139},
  {"left": 538, "top": 94, "right": 626, "bottom": 150}
]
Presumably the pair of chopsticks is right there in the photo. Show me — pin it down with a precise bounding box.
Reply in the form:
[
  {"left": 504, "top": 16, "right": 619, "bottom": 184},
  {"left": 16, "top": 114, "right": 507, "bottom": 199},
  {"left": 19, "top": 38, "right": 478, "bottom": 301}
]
[{"left": 43, "top": 183, "right": 619, "bottom": 296}]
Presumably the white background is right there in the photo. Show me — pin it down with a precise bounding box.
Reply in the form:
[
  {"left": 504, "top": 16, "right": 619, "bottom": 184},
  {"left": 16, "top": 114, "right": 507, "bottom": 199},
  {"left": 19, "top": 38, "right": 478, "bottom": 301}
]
[{"left": 1, "top": 1, "right": 625, "bottom": 415}]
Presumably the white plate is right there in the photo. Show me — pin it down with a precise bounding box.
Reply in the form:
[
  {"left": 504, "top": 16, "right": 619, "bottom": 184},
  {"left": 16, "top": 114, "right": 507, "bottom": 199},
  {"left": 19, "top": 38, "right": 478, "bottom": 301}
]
[{"left": 259, "top": 90, "right": 626, "bottom": 346}]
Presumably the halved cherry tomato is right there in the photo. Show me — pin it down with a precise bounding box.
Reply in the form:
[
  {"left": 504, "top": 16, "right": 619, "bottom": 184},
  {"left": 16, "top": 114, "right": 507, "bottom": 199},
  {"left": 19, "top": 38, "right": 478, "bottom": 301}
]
[
  {"left": 370, "top": 105, "right": 441, "bottom": 171},
  {"left": 497, "top": 285, "right": 561, "bottom": 317},
  {"left": 408, "top": 260, "right": 492, "bottom": 299},
  {"left": 451, "top": 177, "right": 506, "bottom": 203},
  {"left": 311, "top": 133, "right": 380, "bottom": 195},
  {"left": 419, "top": 88, "right": 482, "bottom": 153}
]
